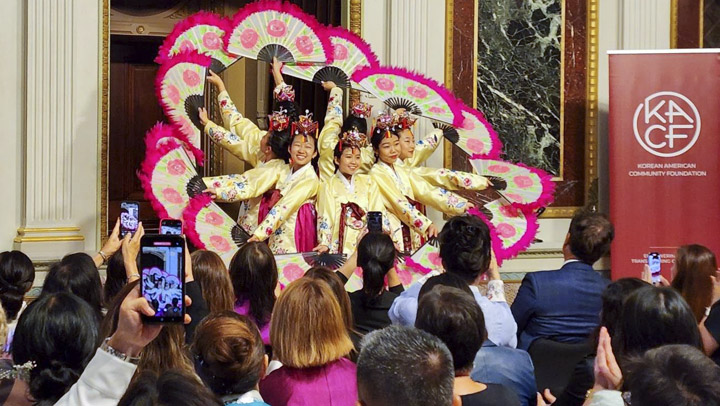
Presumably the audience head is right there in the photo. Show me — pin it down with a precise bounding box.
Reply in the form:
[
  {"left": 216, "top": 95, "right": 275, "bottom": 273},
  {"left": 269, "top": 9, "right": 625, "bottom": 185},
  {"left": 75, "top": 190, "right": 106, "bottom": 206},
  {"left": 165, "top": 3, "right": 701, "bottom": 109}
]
[
  {"left": 416, "top": 286, "right": 486, "bottom": 374},
  {"left": 228, "top": 242, "right": 277, "bottom": 326},
  {"left": 12, "top": 292, "right": 99, "bottom": 406},
  {"left": 0, "top": 250, "right": 35, "bottom": 321},
  {"left": 357, "top": 232, "right": 396, "bottom": 299},
  {"left": 438, "top": 215, "right": 492, "bottom": 283},
  {"left": 270, "top": 278, "right": 353, "bottom": 369},
  {"left": 99, "top": 280, "right": 139, "bottom": 343},
  {"left": 614, "top": 286, "right": 702, "bottom": 365},
  {"left": 599, "top": 278, "right": 649, "bottom": 339},
  {"left": 192, "top": 312, "right": 266, "bottom": 397},
  {"left": 42, "top": 253, "right": 103, "bottom": 320},
  {"left": 566, "top": 210, "right": 614, "bottom": 265},
  {"left": 118, "top": 370, "right": 223, "bottom": 406},
  {"left": 625, "top": 344, "right": 720, "bottom": 406},
  {"left": 136, "top": 325, "right": 194, "bottom": 376},
  {"left": 303, "top": 267, "right": 354, "bottom": 332},
  {"left": 191, "top": 250, "right": 234, "bottom": 313},
  {"left": 419, "top": 272, "right": 474, "bottom": 299},
  {"left": 671, "top": 244, "right": 717, "bottom": 322},
  {"left": 357, "top": 325, "right": 459, "bottom": 406},
  {"left": 103, "top": 251, "right": 126, "bottom": 307}
]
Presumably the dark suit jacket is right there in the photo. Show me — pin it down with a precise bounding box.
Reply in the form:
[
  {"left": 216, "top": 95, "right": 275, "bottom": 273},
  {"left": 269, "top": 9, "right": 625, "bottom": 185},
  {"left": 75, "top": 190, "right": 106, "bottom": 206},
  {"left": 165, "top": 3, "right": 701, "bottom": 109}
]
[{"left": 511, "top": 261, "right": 609, "bottom": 350}]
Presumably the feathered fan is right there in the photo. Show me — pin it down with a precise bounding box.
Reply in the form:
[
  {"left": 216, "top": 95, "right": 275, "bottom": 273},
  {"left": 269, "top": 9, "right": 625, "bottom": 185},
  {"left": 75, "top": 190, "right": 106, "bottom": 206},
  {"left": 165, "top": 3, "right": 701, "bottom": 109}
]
[
  {"left": 391, "top": 238, "right": 442, "bottom": 287},
  {"left": 184, "top": 194, "right": 250, "bottom": 265},
  {"left": 442, "top": 105, "right": 503, "bottom": 159},
  {"left": 156, "top": 12, "right": 240, "bottom": 74},
  {"left": 469, "top": 158, "right": 555, "bottom": 210},
  {"left": 352, "top": 66, "right": 464, "bottom": 126},
  {"left": 274, "top": 252, "right": 348, "bottom": 289},
  {"left": 155, "top": 51, "right": 211, "bottom": 156},
  {"left": 225, "top": 0, "right": 333, "bottom": 64},
  {"left": 138, "top": 125, "right": 206, "bottom": 220},
  {"left": 470, "top": 201, "right": 539, "bottom": 264},
  {"left": 144, "top": 121, "right": 203, "bottom": 166},
  {"left": 281, "top": 26, "right": 380, "bottom": 89}
]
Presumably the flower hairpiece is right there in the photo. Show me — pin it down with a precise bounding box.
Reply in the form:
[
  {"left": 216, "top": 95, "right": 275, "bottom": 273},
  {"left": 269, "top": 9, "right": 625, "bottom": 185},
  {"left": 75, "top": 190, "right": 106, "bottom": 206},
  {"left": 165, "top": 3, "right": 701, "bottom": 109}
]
[
  {"left": 274, "top": 83, "right": 296, "bottom": 102},
  {"left": 373, "top": 110, "right": 397, "bottom": 138},
  {"left": 339, "top": 128, "right": 368, "bottom": 151},
  {"left": 351, "top": 102, "right": 373, "bottom": 119},
  {"left": 395, "top": 110, "right": 418, "bottom": 130},
  {"left": 0, "top": 361, "right": 35, "bottom": 381},
  {"left": 291, "top": 111, "right": 319, "bottom": 141},
  {"left": 268, "top": 107, "right": 290, "bottom": 132}
]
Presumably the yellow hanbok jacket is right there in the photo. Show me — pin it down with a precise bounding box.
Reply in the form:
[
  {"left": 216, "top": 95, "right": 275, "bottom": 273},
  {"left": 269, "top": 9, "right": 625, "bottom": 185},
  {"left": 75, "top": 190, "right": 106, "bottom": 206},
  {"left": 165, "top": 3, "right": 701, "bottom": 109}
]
[
  {"left": 204, "top": 161, "right": 319, "bottom": 254},
  {"left": 317, "top": 172, "right": 386, "bottom": 254},
  {"left": 317, "top": 87, "right": 344, "bottom": 182}
]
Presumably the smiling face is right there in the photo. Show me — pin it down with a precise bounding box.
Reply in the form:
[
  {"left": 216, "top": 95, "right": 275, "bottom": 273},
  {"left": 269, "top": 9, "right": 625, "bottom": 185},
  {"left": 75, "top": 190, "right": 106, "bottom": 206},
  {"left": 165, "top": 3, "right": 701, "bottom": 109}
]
[
  {"left": 398, "top": 128, "right": 415, "bottom": 160},
  {"left": 376, "top": 133, "right": 400, "bottom": 165},
  {"left": 289, "top": 134, "right": 317, "bottom": 168},
  {"left": 335, "top": 147, "right": 362, "bottom": 176}
]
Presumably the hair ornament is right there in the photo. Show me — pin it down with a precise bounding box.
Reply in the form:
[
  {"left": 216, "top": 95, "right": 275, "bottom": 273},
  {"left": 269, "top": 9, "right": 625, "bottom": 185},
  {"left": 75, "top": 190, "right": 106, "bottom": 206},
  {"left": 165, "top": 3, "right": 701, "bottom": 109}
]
[
  {"left": 395, "top": 110, "right": 418, "bottom": 130},
  {"left": 351, "top": 101, "right": 373, "bottom": 119},
  {"left": 291, "top": 110, "right": 319, "bottom": 142},
  {"left": 274, "top": 83, "right": 296, "bottom": 102},
  {"left": 268, "top": 107, "right": 290, "bottom": 132},
  {"left": 0, "top": 361, "right": 35, "bottom": 381},
  {"left": 339, "top": 127, "right": 368, "bottom": 151}
]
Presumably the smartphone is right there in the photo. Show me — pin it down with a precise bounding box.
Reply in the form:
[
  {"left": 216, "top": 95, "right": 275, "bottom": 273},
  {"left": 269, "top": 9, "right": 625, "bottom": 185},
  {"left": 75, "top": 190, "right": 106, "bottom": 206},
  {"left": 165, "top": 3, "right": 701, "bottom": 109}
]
[
  {"left": 120, "top": 201, "right": 140, "bottom": 237},
  {"left": 367, "top": 211, "right": 383, "bottom": 233},
  {"left": 648, "top": 252, "right": 661, "bottom": 285},
  {"left": 160, "top": 219, "right": 183, "bottom": 235},
  {"left": 140, "top": 235, "right": 185, "bottom": 323}
]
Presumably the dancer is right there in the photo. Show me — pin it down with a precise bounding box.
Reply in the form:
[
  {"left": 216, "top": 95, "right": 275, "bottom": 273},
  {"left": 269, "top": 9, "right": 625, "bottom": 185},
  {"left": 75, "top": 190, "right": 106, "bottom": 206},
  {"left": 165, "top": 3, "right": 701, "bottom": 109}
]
[
  {"left": 203, "top": 113, "right": 320, "bottom": 254},
  {"left": 315, "top": 129, "right": 386, "bottom": 255}
]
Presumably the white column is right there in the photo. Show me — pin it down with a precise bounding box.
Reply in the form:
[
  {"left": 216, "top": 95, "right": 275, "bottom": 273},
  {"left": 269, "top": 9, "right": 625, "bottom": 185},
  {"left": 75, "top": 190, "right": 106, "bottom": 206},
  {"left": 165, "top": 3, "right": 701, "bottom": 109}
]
[
  {"left": 619, "top": 0, "right": 672, "bottom": 49},
  {"left": 14, "top": 0, "right": 101, "bottom": 260}
]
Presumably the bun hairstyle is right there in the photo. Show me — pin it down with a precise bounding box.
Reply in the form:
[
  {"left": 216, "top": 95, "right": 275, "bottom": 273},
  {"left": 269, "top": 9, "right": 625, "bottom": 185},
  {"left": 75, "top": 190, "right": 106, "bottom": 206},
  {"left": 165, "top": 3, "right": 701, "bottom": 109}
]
[
  {"left": 342, "top": 101, "right": 372, "bottom": 135},
  {"left": 192, "top": 312, "right": 265, "bottom": 396},
  {"left": 357, "top": 233, "right": 397, "bottom": 301},
  {"left": 0, "top": 250, "right": 35, "bottom": 321},
  {"left": 438, "top": 215, "right": 492, "bottom": 283}
]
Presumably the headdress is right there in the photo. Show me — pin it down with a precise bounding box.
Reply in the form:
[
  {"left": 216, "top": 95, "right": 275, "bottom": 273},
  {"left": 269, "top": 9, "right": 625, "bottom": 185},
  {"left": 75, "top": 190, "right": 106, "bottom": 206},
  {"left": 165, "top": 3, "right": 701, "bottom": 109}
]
[
  {"left": 291, "top": 111, "right": 319, "bottom": 141},
  {"left": 274, "top": 83, "right": 296, "bottom": 102},
  {"left": 338, "top": 128, "right": 368, "bottom": 151},
  {"left": 351, "top": 101, "right": 373, "bottom": 119},
  {"left": 395, "top": 110, "right": 418, "bottom": 130},
  {"left": 373, "top": 110, "right": 397, "bottom": 138},
  {"left": 268, "top": 107, "right": 290, "bottom": 132}
]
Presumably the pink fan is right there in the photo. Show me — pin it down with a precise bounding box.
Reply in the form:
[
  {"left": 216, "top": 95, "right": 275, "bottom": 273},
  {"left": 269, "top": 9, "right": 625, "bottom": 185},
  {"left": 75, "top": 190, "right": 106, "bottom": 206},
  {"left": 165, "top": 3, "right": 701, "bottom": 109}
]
[
  {"left": 184, "top": 194, "right": 250, "bottom": 265},
  {"left": 226, "top": 0, "right": 332, "bottom": 64},
  {"left": 469, "top": 158, "right": 555, "bottom": 210},
  {"left": 155, "top": 51, "right": 211, "bottom": 156},
  {"left": 139, "top": 124, "right": 207, "bottom": 220},
  {"left": 282, "top": 26, "right": 379, "bottom": 89},
  {"left": 144, "top": 121, "right": 203, "bottom": 166},
  {"left": 445, "top": 104, "right": 503, "bottom": 159},
  {"left": 156, "top": 12, "right": 240, "bottom": 74},
  {"left": 352, "top": 66, "right": 464, "bottom": 126},
  {"left": 470, "top": 202, "right": 539, "bottom": 264}
]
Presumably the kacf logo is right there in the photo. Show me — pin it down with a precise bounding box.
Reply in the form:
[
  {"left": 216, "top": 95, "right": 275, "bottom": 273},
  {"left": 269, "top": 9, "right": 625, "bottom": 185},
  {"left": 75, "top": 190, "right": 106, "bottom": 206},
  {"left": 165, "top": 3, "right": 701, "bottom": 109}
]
[{"left": 633, "top": 91, "right": 701, "bottom": 158}]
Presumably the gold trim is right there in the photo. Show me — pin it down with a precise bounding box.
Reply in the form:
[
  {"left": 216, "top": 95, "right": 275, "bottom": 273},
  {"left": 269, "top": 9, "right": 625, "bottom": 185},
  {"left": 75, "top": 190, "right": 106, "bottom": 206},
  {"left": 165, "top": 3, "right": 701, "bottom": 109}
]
[
  {"left": 17, "top": 227, "right": 81, "bottom": 235},
  {"left": 541, "top": 206, "right": 580, "bottom": 218},
  {"left": 585, "top": 0, "right": 599, "bottom": 203},
  {"left": 557, "top": 0, "right": 566, "bottom": 181},
  {"left": 349, "top": 0, "right": 362, "bottom": 105},
  {"left": 443, "top": 0, "right": 454, "bottom": 170},
  {"left": 14, "top": 236, "right": 85, "bottom": 243},
  {"left": 700, "top": 0, "right": 705, "bottom": 48},
  {"left": 100, "top": 0, "right": 109, "bottom": 246},
  {"left": 518, "top": 249, "right": 564, "bottom": 258},
  {"left": 671, "top": 0, "right": 678, "bottom": 48}
]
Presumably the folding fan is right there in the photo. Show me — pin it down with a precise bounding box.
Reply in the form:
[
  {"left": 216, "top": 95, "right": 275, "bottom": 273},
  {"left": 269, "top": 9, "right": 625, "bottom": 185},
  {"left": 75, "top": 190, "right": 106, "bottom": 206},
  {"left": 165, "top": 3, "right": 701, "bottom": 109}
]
[
  {"left": 226, "top": 0, "right": 333, "bottom": 64},
  {"left": 448, "top": 105, "right": 504, "bottom": 159},
  {"left": 281, "top": 26, "right": 380, "bottom": 89},
  {"left": 470, "top": 201, "right": 539, "bottom": 264},
  {"left": 144, "top": 121, "right": 204, "bottom": 166},
  {"left": 273, "top": 252, "right": 348, "bottom": 289},
  {"left": 352, "top": 66, "right": 464, "bottom": 126},
  {"left": 156, "top": 12, "right": 240, "bottom": 73},
  {"left": 155, "top": 51, "right": 211, "bottom": 154},
  {"left": 184, "top": 194, "right": 250, "bottom": 265},
  {"left": 138, "top": 128, "right": 206, "bottom": 220},
  {"left": 469, "top": 158, "right": 555, "bottom": 210}
]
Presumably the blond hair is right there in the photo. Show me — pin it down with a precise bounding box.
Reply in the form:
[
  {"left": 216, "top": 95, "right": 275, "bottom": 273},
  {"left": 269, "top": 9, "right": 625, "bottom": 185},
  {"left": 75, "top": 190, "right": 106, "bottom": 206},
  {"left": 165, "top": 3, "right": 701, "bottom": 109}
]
[{"left": 270, "top": 278, "right": 354, "bottom": 368}]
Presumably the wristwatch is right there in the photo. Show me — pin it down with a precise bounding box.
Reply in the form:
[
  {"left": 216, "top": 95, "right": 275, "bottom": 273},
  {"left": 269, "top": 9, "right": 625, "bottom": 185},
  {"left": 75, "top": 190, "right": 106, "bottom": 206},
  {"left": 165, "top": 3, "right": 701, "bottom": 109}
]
[{"left": 101, "top": 337, "right": 141, "bottom": 365}]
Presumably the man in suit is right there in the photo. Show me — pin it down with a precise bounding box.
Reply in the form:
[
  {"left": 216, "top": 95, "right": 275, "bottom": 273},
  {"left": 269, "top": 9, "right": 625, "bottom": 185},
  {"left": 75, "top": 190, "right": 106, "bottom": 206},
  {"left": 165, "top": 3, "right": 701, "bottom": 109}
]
[{"left": 511, "top": 210, "right": 613, "bottom": 351}]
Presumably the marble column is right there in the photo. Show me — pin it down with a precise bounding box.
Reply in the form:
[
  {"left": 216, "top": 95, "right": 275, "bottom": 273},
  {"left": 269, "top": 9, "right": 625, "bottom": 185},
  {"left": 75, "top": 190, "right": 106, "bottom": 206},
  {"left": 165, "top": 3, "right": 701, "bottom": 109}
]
[{"left": 14, "top": 0, "right": 101, "bottom": 260}]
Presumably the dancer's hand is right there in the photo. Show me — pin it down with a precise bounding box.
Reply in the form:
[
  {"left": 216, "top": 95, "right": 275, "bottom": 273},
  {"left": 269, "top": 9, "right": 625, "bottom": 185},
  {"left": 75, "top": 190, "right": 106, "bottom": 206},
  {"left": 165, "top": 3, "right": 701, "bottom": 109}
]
[
  {"left": 206, "top": 70, "right": 226, "bottom": 92},
  {"left": 198, "top": 107, "right": 209, "bottom": 126},
  {"left": 248, "top": 236, "right": 260, "bottom": 243},
  {"left": 271, "top": 57, "right": 284, "bottom": 87},
  {"left": 313, "top": 245, "right": 329, "bottom": 254},
  {"left": 426, "top": 224, "right": 439, "bottom": 238},
  {"left": 321, "top": 81, "right": 336, "bottom": 91},
  {"left": 465, "top": 202, "right": 476, "bottom": 213},
  {"left": 202, "top": 188, "right": 218, "bottom": 199}
]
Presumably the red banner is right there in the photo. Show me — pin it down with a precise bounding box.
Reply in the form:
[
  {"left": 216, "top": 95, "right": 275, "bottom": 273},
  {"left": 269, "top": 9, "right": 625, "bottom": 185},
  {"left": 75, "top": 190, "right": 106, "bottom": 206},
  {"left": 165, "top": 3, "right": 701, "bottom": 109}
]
[{"left": 609, "top": 51, "right": 720, "bottom": 280}]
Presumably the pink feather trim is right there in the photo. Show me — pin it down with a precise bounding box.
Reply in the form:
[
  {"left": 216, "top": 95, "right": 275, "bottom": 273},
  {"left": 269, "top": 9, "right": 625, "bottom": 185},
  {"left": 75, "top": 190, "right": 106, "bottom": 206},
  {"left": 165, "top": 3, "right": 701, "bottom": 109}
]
[
  {"left": 461, "top": 104, "right": 503, "bottom": 160},
  {"left": 138, "top": 123, "right": 186, "bottom": 220},
  {"left": 323, "top": 25, "right": 380, "bottom": 68},
  {"left": 154, "top": 51, "right": 211, "bottom": 164},
  {"left": 155, "top": 11, "right": 235, "bottom": 65},
  {"left": 351, "top": 65, "right": 465, "bottom": 127},
  {"left": 469, "top": 156, "right": 557, "bottom": 210},
  {"left": 404, "top": 257, "right": 433, "bottom": 275},
  {"left": 183, "top": 194, "right": 214, "bottom": 250},
  {"left": 226, "top": 0, "right": 334, "bottom": 64},
  {"left": 468, "top": 206, "right": 539, "bottom": 265}
]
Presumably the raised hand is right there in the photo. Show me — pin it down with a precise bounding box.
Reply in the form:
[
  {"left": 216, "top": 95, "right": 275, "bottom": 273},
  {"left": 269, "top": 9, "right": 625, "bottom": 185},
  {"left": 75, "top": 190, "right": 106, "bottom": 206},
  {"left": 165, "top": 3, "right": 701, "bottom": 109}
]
[
  {"left": 198, "top": 107, "right": 209, "bottom": 126},
  {"left": 206, "top": 70, "right": 226, "bottom": 92}
]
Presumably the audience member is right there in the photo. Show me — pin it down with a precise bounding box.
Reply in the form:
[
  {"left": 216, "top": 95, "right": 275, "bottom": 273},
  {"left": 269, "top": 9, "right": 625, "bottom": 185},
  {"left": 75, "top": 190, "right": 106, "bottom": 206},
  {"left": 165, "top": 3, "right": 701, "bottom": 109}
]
[
  {"left": 0, "top": 250, "right": 35, "bottom": 352},
  {"left": 118, "top": 371, "right": 223, "bottom": 406},
  {"left": 192, "top": 312, "right": 270, "bottom": 406},
  {"left": 389, "top": 215, "right": 517, "bottom": 348},
  {"left": 42, "top": 253, "right": 104, "bottom": 321},
  {"left": 12, "top": 292, "right": 100, "bottom": 405},
  {"left": 259, "top": 278, "right": 356, "bottom": 406},
  {"left": 304, "top": 267, "right": 355, "bottom": 333},
  {"left": 512, "top": 210, "right": 613, "bottom": 350},
  {"left": 191, "top": 250, "right": 234, "bottom": 313},
  {"left": 357, "top": 325, "right": 460, "bottom": 406},
  {"left": 670, "top": 244, "right": 718, "bottom": 322},
  {"left": 103, "top": 251, "right": 127, "bottom": 307},
  {"left": 229, "top": 242, "right": 278, "bottom": 346}
]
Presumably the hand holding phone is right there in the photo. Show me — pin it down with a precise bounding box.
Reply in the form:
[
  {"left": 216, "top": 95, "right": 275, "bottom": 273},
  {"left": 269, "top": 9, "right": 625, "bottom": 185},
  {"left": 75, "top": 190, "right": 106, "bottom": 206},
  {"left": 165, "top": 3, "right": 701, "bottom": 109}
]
[
  {"left": 140, "top": 235, "right": 185, "bottom": 323},
  {"left": 120, "top": 201, "right": 140, "bottom": 237}
]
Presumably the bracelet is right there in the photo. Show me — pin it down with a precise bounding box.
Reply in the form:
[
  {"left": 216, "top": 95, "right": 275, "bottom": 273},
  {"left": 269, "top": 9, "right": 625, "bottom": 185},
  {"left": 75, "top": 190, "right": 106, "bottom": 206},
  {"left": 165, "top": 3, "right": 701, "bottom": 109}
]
[
  {"left": 101, "top": 337, "right": 140, "bottom": 365},
  {"left": 98, "top": 250, "right": 109, "bottom": 263},
  {"left": 127, "top": 273, "right": 140, "bottom": 281}
]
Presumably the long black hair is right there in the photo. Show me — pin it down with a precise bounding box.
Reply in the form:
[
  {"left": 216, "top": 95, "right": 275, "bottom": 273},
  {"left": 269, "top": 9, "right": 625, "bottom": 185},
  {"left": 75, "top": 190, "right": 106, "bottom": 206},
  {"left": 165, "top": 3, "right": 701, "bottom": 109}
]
[
  {"left": 0, "top": 250, "right": 35, "bottom": 321},
  {"left": 228, "top": 242, "right": 278, "bottom": 326},
  {"left": 103, "top": 250, "right": 127, "bottom": 307},
  {"left": 42, "top": 253, "right": 103, "bottom": 321},
  {"left": 357, "top": 233, "right": 396, "bottom": 300},
  {"left": 12, "top": 292, "right": 100, "bottom": 406}
]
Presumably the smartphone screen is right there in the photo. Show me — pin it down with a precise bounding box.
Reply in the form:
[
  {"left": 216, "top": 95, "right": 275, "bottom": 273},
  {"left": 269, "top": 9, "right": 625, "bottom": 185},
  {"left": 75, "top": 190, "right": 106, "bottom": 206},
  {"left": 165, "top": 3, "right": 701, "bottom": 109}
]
[
  {"left": 140, "top": 235, "right": 185, "bottom": 323},
  {"left": 367, "top": 211, "right": 383, "bottom": 233},
  {"left": 648, "top": 252, "right": 661, "bottom": 285},
  {"left": 120, "top": 201, "right": 140, "bottom": 237},
  {"left": 160, "top": 219, "right": 183, "bottom": 235}
]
